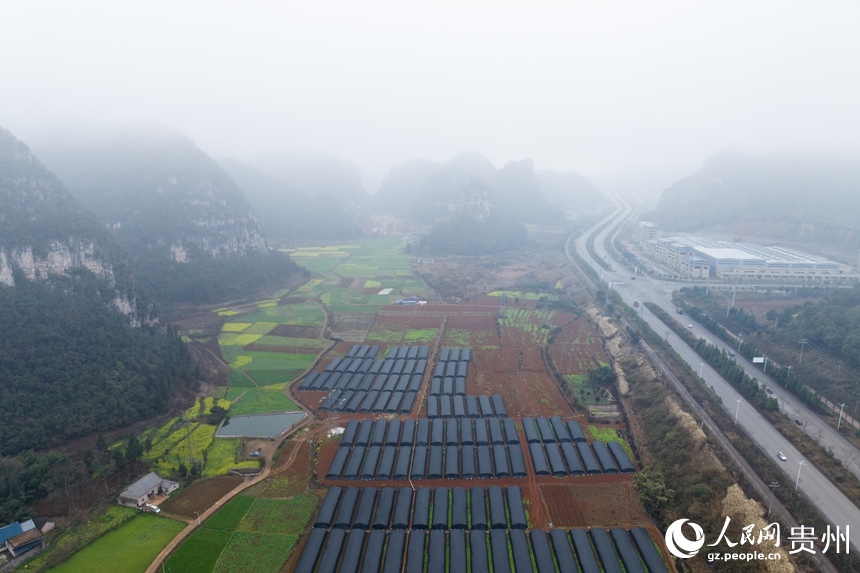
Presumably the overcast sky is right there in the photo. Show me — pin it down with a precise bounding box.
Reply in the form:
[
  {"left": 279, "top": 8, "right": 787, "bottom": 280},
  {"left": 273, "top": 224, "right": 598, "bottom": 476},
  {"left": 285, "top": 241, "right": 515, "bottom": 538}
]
[{"left": 2, "top": 1, "right": 859, "bottom": 194}]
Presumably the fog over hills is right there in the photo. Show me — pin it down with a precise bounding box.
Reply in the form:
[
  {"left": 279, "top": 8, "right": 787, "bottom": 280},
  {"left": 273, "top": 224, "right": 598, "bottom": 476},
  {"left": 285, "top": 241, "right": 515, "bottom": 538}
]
[
  {"left": 29, "top": 122, "right": 298, "bottom": 302},
  {"left": 373, "top": 150, "right": 604, "bottom": 223},
  {"left": 248, "top": 149, "right": 370, "bottom": 211},
  {"left": 219, "top": 157, "right": 362, "bottom": 241},
  {"left": 645, "top": 149, "right": 860, "bottom": 258}
]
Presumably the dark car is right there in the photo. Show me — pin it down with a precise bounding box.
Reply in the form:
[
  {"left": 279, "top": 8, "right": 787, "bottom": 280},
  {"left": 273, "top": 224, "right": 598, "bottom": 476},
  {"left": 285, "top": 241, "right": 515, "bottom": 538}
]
[{"left": 794, "top": 418, "right": 803, "bottom": 426}]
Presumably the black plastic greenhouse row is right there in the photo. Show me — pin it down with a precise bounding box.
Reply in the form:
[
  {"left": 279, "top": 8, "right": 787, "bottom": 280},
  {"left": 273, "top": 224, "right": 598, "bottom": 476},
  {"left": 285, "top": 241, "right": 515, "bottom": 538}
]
[
  {"left": 301, "top": 362, "right": 428, "bottom": 393},
  {"left": 319, "top": 388, "right": 419, "bottom": 414},
  {"left": 295, "top": 525, "right": 669, "bottom": 573},
  {"left": 427, "top": 393, "right": 507, "bottom": 418},
  {"left": 528, "top": 440, "right": 635, "bottom": 476},
  {"left": 438, "top": 347, "right": 472, "bottom": 363},
  {"left": 313, "top": 485, "right": 527, "bottom": 531},
  {"left": 431, "top": 359, "right": 471, "bottom": 379},
  {"left": 340, "top": 418, "right": 520, "bottom": 450},
  {"left": 326, "top": 442, "right": 528, "bottom": 481},
  {"left": 299, "top": 344, "right": 431, "bottom": 390},
  {"left": 428, "top": 375, "right": 467, "bottom": 397},
  {"left": 522, "top": 416, "right": 587, "bottom": 444}
]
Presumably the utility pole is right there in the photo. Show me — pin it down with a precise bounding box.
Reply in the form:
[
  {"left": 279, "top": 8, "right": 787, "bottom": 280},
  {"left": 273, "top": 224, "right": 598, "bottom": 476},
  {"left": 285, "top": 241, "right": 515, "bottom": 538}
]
[
  {"left": 838, "top": 403, "right": 847, "bottom": 431},
  {"left": 799, "top": 339, "right": 808, "bottom": 364},
  {"left": 735, "top": 399, "right": 742, "bottom": 425},
  {"left": 699, "top": 362, "right": 705, "bottom": 377},
  {"left": 795, "top": 460, "right": 806, "bottom": 491},
  {"left": 786, "top": 365, "right": 791, "bottom": 377}
]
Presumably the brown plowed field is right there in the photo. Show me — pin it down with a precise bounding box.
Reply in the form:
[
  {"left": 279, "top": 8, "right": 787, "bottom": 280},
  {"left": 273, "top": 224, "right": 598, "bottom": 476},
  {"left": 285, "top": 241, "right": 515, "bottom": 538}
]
[
  {"left": 159, "top": 476, "right": 243, "bottom": 518},
  {"left": 549, "top": 315, "right": 607, "bottom": 374},
  {"left": 269, "top": 324, "right": 321, "bottom": 338},
  {"left": 540, "top": 480, "right": 647, "bottom": 528}
]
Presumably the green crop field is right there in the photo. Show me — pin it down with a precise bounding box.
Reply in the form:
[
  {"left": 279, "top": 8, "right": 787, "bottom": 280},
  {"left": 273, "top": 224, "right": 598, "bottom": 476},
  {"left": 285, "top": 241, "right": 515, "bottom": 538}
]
[
  {"left": 206, "top": 495, "right": 256, "bottom": 531},
  {"left": 27, "top": 507, "right": 138, "bottom": 571},
  {"left": 166, "top": 491, "right": 316, "bottom": 573},
  {"left": 242, "top": 321, "right": 279, "bottom": 335},
  {"left": 238, "top": 494, "right": 317, "bottom": 534},
  {"left": 212, "top": 532, "right": 298, "bottom": 573},
  {"left": 164, "top": 528, "right": 231, "bottom": 573},
  {"left": 226, "top": 387, "right": 300, "bottom": 415},
  {"left": 47, "top": 515, "right": 184, "bottom": 573}
]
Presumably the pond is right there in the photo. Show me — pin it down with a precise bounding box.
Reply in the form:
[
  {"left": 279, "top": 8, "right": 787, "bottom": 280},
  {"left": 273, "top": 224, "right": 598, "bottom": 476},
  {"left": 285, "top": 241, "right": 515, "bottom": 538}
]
[{"left": 216, "top": 411, "right": 307, "bottom": 438}]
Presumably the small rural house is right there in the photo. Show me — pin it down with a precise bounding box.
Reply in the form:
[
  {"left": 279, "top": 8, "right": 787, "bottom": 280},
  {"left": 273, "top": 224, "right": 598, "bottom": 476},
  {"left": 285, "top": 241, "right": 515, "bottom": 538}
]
[
  {"left": 118, "top": 472, "right": 179, "bottom": 507},
  {"left": 0, "top": 519, "right": 44, "bottom": 559}
]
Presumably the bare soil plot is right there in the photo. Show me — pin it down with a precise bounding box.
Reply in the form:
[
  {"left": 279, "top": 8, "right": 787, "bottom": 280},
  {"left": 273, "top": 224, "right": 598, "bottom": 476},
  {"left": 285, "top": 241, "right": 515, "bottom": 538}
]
[
  {"left": 160, "top": 476, "right": 243, "bottom": 518},
  {"left": 269, "top": 325, "right": 321, "bottom": 338},
  {"left": 540, "top": 480, "right": 647, "bottom": 528},
  {"left": 327, "top": 313, "right": 377, "bottom": 342}
]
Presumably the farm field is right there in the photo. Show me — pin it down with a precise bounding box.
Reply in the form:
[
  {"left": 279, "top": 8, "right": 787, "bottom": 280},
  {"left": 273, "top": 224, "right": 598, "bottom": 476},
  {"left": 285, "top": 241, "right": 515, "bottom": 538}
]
[
  {"left": 164, "top": 491, "right": 318, "bottom": 573},
  {"left": 159, "top": 232, "right": 672, "bottom": 573},
  {"left": 47, "top": 514, "right": 185, "bottom": 573},
  {"left": 160, "top": 476, "right": 243, "bottom": 518}
]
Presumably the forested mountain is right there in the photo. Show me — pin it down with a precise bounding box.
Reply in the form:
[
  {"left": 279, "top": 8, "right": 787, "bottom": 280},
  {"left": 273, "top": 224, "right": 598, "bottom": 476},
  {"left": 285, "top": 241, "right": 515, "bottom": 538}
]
[
  {"left": 0, "top": 128, "right": 143, "bottom": 317},
  {"left": 645, "top": 150, "right": 860, "bottom": 256},
  {"left": 219, "top": 158, "right": 361, "bottom": 241},
  {"left": 0, "top": 127, "right": 199, "bottom": 457},
  {"left": 31, "top": 123, "right": 298, "bottom": 302}
]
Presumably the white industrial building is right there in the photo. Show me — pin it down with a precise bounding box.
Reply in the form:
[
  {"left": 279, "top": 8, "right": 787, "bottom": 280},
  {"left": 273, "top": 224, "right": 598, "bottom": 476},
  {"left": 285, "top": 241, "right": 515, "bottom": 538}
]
[{"left": 639, "top": 234, "right": 856, "bottom": 281}]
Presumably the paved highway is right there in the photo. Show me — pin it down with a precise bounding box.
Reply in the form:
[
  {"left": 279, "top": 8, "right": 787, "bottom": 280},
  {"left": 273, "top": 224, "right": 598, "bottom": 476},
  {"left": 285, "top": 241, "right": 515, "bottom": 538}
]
[{"left": 574, "top": 199, "right": 860, "bottom": 552}]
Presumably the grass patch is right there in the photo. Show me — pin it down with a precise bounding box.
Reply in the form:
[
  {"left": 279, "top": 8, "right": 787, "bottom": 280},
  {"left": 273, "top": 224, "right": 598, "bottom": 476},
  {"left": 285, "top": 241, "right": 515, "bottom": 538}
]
[
  {"left": 227, "top": 387, "right": 300, "bottom": 415},
  {"left": 588, "top": 425, "right": 635, "bottom": 460},
  {"left": 212, "top": 532, "right": 298, "bottom": 573},
  {"left": 164, "top": 527, "right": 231, "bottom": 573},
  {"left": 238, "top": 494, "right": 317, "bottom": 534},
  {"left": 27, "top": 506, "right": 138, "bottom": 571},
  {"left": 403, "top": 328, "right": 438, "bottom": 343},
  {"left": 205, "top": 495, "right": 256, "bottom": 531},
  {"left": 221, "top": 322, "right": 251, "bottom": 333},
  {"left": 242, "top": 322, "right": 279, "bottom": 335},
  {"left": 229, "top": 370, "right": 257, "bottom": 388},
  {"left": 47, "top": 515, "right": 184, "bottom": 573}
]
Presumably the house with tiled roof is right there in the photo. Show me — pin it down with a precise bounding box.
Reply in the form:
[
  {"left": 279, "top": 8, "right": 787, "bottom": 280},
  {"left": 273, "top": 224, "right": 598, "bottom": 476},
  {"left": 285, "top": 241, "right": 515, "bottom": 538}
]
[{"left": 118, "top": 472, "right": 179, "bottom": 507}]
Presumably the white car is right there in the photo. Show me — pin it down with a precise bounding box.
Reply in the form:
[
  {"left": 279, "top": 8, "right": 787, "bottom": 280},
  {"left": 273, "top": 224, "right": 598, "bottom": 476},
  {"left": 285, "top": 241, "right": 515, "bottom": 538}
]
[
  {"left": 777, "top": 452, "right": 788, "bottom": 461},
  {"left": 687, "top": 324, "right": 693, "bottom": 329}
]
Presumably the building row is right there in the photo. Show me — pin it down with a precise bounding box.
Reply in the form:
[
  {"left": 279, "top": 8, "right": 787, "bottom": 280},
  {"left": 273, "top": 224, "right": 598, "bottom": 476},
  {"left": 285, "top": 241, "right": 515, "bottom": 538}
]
[{"left": 633, "top": 222, "right": 857, "bottom": 281}]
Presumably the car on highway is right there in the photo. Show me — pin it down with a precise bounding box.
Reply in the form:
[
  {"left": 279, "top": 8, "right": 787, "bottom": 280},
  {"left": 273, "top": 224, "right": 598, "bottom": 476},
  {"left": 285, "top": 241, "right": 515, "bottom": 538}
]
[
  {"left": 794, "top": 418, "right": 803, "bottom": 426},
  {"left": 777, "top": 451, "right": 788, "bottom": 461},
  {"left": 687, "top": 324, "right": 693, "bottom": 329},
  {"left": 765, "top": 387, "right": 773, "bottom": 394}
]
